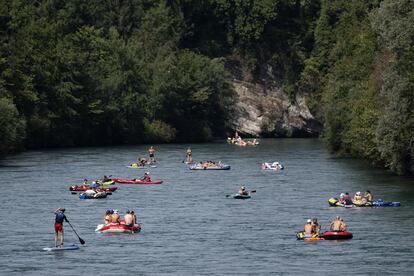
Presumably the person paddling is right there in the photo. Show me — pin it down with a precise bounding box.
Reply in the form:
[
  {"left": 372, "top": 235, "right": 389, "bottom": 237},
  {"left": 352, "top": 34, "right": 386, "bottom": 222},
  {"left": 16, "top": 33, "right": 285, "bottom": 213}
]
[
  {"left": 54, "top": 208, "right": 68, "bottom": 247},
  {"left": 141, "top": 172, "right": 151, "bottom": 182},
  {"left": 238, "top": 186, "right": 248, "bottom": 195}
]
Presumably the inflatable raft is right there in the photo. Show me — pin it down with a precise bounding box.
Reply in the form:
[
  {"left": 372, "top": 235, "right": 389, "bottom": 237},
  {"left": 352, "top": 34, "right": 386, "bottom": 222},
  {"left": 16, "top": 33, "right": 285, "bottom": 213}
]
[
  {"left": 70, "top": 185, "right": 117, "bottom": 192},
  {"left": 296, "top": 232, "right": 324, "bottom": 241},
  {"left": 189, "top": 164, "right": 231, "bottom": 170},
  {"left": 127, "top": 163, "right": 157, "bottom": 168},
  {"left": 95, "top": 223, "right": 141, "bottom": 233},
  {"left": 262, "top": 162, "right": 284, "bottom": 171},
  {"left": 79, "top": 191, "right": 108, "bottom": 199},
  {"left": 322, "top": 231, "right": 353, "bottom": 240},
  {"left": 328, "top": 197, "right": 400, "bottom": 207},
  {"left": 112, "top": 178, "right": 163, "bottom": 184}
]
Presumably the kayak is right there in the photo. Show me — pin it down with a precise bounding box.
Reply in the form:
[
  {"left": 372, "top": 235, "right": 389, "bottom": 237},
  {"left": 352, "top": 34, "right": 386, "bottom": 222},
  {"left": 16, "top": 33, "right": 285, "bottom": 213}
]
[
  {"left": 95, "top": 223, "right": 141, "bottom": 233},
  {"left": 322, "top": 231, "right": 353, "bottom": 240},
  {"left": 232, "top": 193, "right": 251, "bottom": 199},
  {"left": 70, "top": 185, "right": 117, "bottom": 192},
  {"left": 189, "top": 164, "right": 231, "bottom": 170},
  {"left": 112, "top": 178, "right": 163, "bottom": 184},
  {"left": 296, "top": 232, "right": 324, "bottom": 240},
  {"left": 43, "top": 243, "right": 79, "bottom": 251},
  {"left": 127, "top": 163, "right": 157, "bottom": 168},
  {"left": 328, "top": 197, "right": 400, "bottom": 207},
  {"left": 79, "top": 191, "right": 108, "bottom": 199}
]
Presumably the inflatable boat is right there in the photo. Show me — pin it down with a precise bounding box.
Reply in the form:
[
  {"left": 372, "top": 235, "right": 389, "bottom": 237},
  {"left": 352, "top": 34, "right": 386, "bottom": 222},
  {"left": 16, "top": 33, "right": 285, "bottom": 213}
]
[{"left": 95, "top": 223, "right": 141, "bottom": 233}]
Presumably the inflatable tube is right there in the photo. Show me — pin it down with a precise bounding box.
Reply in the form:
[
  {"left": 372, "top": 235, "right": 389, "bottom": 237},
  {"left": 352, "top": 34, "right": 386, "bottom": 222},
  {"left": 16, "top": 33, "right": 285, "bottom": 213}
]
[
  {"left": 95, "top": 223, "right": 141, "bottom": 233},
  {"left": 372, "top": 199, "right": 401, "bottom": 207},
  {"left": 189, "top": 164, "right": 231, "bottom": 170},
  {"left": 70, "top": 185, "right": 117, "bottom": 192},
  {"left": 99, "top": 180, "right": 115, "bottom": 185},
  {"left": 262, "top": 162, "right": 284, "bottom": 171},
  {"left": 322, "top": 231, "right": 353, "bottom": 240},
  {"left": 328, "top": 197, "right": 400, "bottom": 208},
  {"left": 112, "top": 178, "right": 163, "bottom": 184},
  {"left": 127, "top": 163, "right": 157, "bottom": 168}
]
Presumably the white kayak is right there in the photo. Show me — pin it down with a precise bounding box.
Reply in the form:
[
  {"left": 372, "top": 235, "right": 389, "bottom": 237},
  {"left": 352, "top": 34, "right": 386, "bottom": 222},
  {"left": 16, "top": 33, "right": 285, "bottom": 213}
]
[{"left": 43, "top": 243, "right": 79, "bottom": 251}]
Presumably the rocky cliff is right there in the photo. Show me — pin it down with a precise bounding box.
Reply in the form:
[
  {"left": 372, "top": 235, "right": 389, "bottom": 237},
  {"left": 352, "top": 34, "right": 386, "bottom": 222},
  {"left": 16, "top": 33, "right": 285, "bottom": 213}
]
[{"left": 230, "top": 79, "right": 322, "bottom": 138}]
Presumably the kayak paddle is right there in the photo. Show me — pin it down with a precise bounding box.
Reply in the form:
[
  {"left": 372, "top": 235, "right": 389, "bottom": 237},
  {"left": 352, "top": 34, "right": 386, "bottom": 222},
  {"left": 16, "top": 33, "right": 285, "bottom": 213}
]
[{"left": 66, "top": 220, "right": 85, "bottom": 245}]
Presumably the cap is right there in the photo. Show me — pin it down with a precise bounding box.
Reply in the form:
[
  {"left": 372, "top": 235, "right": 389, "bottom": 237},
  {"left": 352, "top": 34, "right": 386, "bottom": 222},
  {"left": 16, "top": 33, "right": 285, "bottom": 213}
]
[
  {"left": 307, "top": 219, "right": 312, "bottom": 223},
  {"left": 114, "top": 210, "right": 119, "bottom": 214},
  {"left": 340, "top": 193, "right": 345, "bottom": 197},
  {"left": 356, "top": 191, "right": 361, "bottom": 195},
  {"left": 145, "top": 172, "right": 150, "bottom": 175}
]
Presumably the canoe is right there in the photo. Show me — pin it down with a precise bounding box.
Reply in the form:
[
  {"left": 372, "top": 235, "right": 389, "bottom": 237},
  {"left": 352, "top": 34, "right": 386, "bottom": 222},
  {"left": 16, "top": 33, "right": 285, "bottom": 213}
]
[
  {"left": 322, "top": 231, "right": 353, "bottom": 240},
  {"left": 95, "top": 223, "right": 141, "bottom": 234},
  {"left": 112, "top": 178, "right": 163, "bottom": 184},
  {"left": 79, "top": 191, "right": 108, "bottom": 199},
  {"left": 328, "top": 197, "right": 400, "bottom": 207},
  {"left": 43, "top": 243, "right": 79, "bottom": 251},
  {"left": 189, "top": 164, "right": 231, "bottom": 170},
  {"left": 296, "top": 232, "right": 324, "bottom": 240},
  {"left": 232, "top": 193, "right": 251, "bottom": 199},
  {"left": 70, "top": 185, "right": 117, "bottom": 192}
]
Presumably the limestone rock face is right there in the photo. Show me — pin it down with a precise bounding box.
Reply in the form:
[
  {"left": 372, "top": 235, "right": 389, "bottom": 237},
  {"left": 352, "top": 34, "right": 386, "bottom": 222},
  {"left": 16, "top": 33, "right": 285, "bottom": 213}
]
[{"left": 231, "top": 80, "right": 322, "bottom": 137}]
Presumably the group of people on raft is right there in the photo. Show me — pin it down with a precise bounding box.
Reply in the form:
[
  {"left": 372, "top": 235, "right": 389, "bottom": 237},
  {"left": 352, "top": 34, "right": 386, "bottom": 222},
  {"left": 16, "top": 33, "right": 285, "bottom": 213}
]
[
  {"left": 104, "top": 209, "right": 137, "bottom": 226},
  {"left": 228, "top": 131, "right": 258, "bottom": 146},
  {"left": 338, "top": 190, "right": 373, "bottom": 206},
  {"left": 197, "top": 160, "right": 225, "bottom": 169},
  {"left": 303, "top": 216, "right": 348, "bottom": 236}
]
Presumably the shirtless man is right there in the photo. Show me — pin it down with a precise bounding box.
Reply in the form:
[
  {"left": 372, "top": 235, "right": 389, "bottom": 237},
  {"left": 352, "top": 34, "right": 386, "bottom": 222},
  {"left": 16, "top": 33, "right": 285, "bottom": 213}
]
[
  {"left": 186, "top": 147, "right": 193, "bottom": 163},
  {"left": 239, "top": 186, "right": 248, "bottom": 195},
  {"left": 330, "top": 216, "right": 345, "bottom": 231},
  {"left": 148, "top": 146, "right": 156, "bottom": 163},
  {"left": 303, "top": 219, "right": 313, "bottom": 235},
  {"left": 124, "top": 211, "right": 134, "bottom": 226},
  {"left": 111, "top": 210, "right": 120, "bottom": 224},
  {"left": 130, "top": 211, "right": 137, "bottom": 224}
]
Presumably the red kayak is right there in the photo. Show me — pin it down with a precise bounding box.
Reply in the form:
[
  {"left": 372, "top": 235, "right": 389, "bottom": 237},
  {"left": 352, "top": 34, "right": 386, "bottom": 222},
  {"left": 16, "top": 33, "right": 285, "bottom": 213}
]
[
  {"left": 69, "top": 185, "right": 118, "bottom": 192},
  {"left": 322, "top": 231, "right": 353, "bottom": 240},
  {"left": 112, "top": 178, "right": 163, "bottom": 184},
  {"left": 95, "top": 223, "right": 141, "bottom": 233}
]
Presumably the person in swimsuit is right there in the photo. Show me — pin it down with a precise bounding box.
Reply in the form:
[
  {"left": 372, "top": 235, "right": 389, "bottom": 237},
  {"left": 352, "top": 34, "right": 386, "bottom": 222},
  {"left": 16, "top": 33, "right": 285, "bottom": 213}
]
[
  {"left": 82, "top": 179, "right": 89, "bottom": 187},
  {"left": 130, "top": 211, "right": 137, "bottom": 224},
  {"left": 104, "top": 210, "right": 112, "bottom": 225},
  {"left": 124, "top": 211, "right": 134, "bottom": 227},
  {"left": 239, "top": 186, "right": 248, "bottom": 195},
  {"left": 311, "top": 218, "right": 321, "bottom": 235},
  {"left": 330, "top": 216, "right": 347, "bottom": 231},
  {"left": 303, "top": 219, "right": 313, "bottom": 235},
  {"left": 148, "top": 146, "right": 156, "bottom": 163},
  {"left": 364, "top": 190, "right": 373, "bottom": 203},
  {"left": 54, "top": 208, "right": 68, "bottom": 247},
  {"left": 141, "top": 172, "right": 151, "bottom": 182},
  {"left": 111, "top": 210, "right": 120, "bottom": 224},
  {"left": 186, "top": 147, "right": 193, "bottom": 163}
]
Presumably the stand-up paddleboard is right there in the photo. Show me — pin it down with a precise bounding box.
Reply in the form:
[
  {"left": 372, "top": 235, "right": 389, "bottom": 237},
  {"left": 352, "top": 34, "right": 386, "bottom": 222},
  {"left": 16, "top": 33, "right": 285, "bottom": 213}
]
[{"left": 43, "top": 243, "right": 79, "bottom": 251}]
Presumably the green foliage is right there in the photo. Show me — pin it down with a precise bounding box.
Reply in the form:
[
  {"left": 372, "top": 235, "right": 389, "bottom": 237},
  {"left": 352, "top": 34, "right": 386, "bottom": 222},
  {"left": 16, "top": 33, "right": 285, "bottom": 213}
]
[{"left": 0, "top": 97, "right": 26, "bottom": 154}]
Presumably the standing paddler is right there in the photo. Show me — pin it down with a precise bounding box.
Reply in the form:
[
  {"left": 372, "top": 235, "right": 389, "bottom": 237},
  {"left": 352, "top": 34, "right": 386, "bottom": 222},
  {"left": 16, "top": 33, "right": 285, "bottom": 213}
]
[{"left": 54, "top": 208, "right": 68, "bottom": 247}]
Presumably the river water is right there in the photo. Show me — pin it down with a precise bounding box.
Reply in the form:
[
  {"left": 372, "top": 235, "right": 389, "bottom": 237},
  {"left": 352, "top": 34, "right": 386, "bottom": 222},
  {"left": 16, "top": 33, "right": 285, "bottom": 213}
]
[{"left": 0, "top": 139, "right": 413, "bottom": 275}]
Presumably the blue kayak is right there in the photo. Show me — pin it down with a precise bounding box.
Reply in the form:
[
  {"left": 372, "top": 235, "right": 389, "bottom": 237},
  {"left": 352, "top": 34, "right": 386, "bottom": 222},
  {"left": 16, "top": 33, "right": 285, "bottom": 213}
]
[{"left": 43, "top": 243, "right": 79, "bottom": 251}]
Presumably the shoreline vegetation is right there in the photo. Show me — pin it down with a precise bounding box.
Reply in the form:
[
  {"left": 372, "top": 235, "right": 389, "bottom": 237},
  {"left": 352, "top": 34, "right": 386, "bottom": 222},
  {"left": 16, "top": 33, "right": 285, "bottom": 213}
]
[{"left": 0, "top": 1, "right": 413, "bottom": 175}]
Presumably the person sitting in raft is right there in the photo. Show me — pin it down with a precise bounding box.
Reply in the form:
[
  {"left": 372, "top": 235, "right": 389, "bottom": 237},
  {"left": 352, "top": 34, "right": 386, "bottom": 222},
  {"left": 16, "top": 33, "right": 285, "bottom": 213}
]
[
  {"left": 343, "top": 192, "right": 353, "bottom": 205},
  {"left": 338, "top": 193, "right": 346, "bottom": 204},
  {"left": 238, "top": 186, "right": 248, "bottom": 195},
  {"left": 82, "top": 179, "right": 89, "bottom": 186},
  {"left": 330, "top": 216, "right": 347, "bottom": 231},
  {"left": 311, "top": 218, "right": 321, "bottom": 235},
  {"left": 141, "top": 172, "right": 151, "bottom": 182},
  {"left": 130, "top": 210, "right": 137, "bottom": 224},
  {"left": 111, "top": 210, "right": 120, "bottom": 224},
  {"left": 138, "top": 157, "right": 147, "bottom": 166},
  {"left": 124, "top": 211, "right": 134, "bottom": 226},
  {"left": 303, "top": 219, "right": 313, "bottom": 235},
  {"left": 364, "top": 190, "right": 373, "bottom": 203},
  {"left": 103, "top": 175, "right": 111, "bottom": 182},
  {"left": 353, "top": 191, "right": 366, "bottom": 205},
  {"left": 104, "top": 209, "right": 113, "bottom": 225}
]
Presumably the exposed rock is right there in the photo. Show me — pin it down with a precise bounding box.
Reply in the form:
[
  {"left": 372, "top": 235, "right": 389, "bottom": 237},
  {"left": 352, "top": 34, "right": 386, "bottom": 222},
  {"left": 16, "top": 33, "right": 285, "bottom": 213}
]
[{"left": 230, "top": 79, "right": 322, "bottom": 137}]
